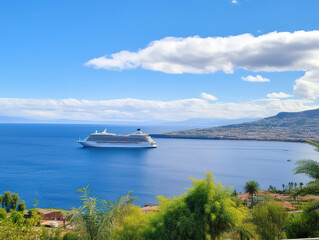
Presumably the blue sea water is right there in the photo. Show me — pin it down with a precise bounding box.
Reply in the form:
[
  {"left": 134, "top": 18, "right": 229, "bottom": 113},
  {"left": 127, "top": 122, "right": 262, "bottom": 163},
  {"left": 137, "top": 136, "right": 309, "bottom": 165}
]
[{"left": 0, "top": 124, "right": 317, "bottom": 210}]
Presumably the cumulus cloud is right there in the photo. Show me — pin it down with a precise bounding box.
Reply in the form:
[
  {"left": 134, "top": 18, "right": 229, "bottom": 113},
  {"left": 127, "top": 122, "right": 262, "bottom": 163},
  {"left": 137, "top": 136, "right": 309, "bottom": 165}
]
[
  {"left": 231, "top": 0, "right": 238, "bottom": 4},
  {"left": 86, "top": 30, "right": 319, "bottom": 99},
  {"left": 0, "top": 97, "right": 316, "bottom": 122},
  {"left": 267, "top": 92, "right": 293, "bottom": 98},
  {"left": 200, "top": 92, "right": 218, "bottom": 101},
  {"left": 294, "top": 70, "right": 319, "bottom": 99},
  {"left": 242, "top": 75, "right": 270, "bottom": 82}
]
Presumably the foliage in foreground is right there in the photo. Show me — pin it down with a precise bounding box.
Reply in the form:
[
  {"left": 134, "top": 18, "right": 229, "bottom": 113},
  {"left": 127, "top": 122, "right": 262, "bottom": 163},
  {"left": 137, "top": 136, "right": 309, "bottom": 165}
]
[
  {"left": 111, "top": 205, "right": 150, "bottom": 240},
  {"left": 142, "top": 173, "right": 252, "bottom": 240},
  {"left": 285, "top": 200, "right": 319, "bottom": 238},
  {"left": 68, "top": 173, "right": 254, "bottom": 240},
  {"left": 0, "top": 209, "right": 41, "bottom": 240},
  {"left": 69, "top": 185, "right": 133, "bottom": 240},
  {"left": 294, "top": 141, "right": 319, "bottom": 196},
  {"left": 252, "top": 201, "right": 287, "bottom": 240}
]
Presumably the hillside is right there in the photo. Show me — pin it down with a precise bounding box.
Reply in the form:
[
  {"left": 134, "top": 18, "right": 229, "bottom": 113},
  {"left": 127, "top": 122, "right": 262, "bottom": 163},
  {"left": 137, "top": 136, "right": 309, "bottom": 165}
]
[{"left": 151, "top": 108, "right": 319, "bottom": 142}]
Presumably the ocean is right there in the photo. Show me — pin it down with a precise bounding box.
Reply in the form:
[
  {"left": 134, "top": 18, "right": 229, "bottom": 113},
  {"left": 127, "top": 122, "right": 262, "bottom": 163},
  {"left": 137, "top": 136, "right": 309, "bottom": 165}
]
[{"left": 0, "top": 124, "right": 317, "bottom": 209}]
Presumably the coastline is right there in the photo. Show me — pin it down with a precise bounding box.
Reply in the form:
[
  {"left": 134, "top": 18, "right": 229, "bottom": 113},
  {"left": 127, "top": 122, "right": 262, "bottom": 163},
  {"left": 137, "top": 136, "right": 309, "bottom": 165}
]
[{"left": 150, "top": 134, "right": 307, "bottom": 143}]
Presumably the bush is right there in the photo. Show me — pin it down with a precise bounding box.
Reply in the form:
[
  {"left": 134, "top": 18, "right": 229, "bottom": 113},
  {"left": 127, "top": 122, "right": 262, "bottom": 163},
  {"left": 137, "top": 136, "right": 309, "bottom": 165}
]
[
  {"left": 111, "top": 205, "right": 150, "bottom": 240},
  {"left": 286, "top": 201, "right": 319, "bottom": 238},
  {"left": 63, "top": 232, "right": 79, "bottom": 240},
  {"left": 252, "top": 202, "right": 287, "bottom": 240},
  {"left": 285, "top": 213, "right": 312, "bottom": 238},
  {"left": 144, "top": 172, "right": 250, "bottom": 240},
  {"left": 10, "top": 211, "right": 25, "bottom": 225},
  {"left": 17, "top": 200, "right": 26, "bottom": 212},
  {"left": 0, "top": 208, "right": 6, "bottom": 219}
]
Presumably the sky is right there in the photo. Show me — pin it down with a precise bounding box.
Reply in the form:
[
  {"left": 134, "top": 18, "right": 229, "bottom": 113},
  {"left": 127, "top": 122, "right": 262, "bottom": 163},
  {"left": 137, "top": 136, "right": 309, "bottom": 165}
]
[{"left": 0, "top": 0, "right": 319, "bottom": 122}]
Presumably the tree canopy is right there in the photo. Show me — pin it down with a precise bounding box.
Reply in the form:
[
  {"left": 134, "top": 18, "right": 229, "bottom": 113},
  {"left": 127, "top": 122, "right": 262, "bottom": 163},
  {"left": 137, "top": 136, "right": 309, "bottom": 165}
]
[{"left": 144, "top": 172, "right": 250, "bottom": 240}]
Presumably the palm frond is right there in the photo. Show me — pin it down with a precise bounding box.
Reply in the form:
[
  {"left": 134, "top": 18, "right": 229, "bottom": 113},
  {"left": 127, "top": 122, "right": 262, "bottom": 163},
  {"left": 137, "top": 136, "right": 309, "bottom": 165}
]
[
  {"left": 69, "top": 186, "right": 134, "bottom": 240},
  {"left": 294, "top": 159, "right": 319, "bottom": 180}
]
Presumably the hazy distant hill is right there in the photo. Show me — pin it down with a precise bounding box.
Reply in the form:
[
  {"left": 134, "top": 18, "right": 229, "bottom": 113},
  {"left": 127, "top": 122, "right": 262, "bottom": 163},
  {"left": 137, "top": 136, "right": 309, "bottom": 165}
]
[
  {"left": 152, "top": 108, "right": 319, "bottom": 142},
  {"left": 0, "top": 115, "right": 257, "bottom": 127}
]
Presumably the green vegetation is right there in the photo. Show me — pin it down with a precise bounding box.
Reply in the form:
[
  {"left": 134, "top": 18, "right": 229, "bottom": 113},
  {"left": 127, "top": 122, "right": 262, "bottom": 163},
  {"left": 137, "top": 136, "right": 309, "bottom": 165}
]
[
  {"left": 0, "top": 208, "right": 42, "bottom": 239},
  {"left": 69, "top": 185, "right": 133, "bottom": 240},
  {"left": 294, "top": 159, "right": 319, "bottom": 180},
  {"left": 63, "top": 232, "right": 80, "bottom": 240},
  {"left": 285, "top": 203, "right": 319, "bottom": 238},
  {"left": 244, "top": 180, "right": 259, "bottom": 208},
  {"left": 293, "top": 141, "right": 319, "bottom": 196},
  {"left": 143, "top": 172, "right": 250, "bottom": 240},
  {"left": 0, "top": 191, "right": 25, "bottom": 213},
  {"left": 252, "top": 201, "right": 287, "bottom": 239},
  {"left": 17, "top": 200, "right": 26, "bottom": 212},
  {"left": 0, "top": 208, "right": 6, "bottom": 219},
  {"left": 111, "top": 205, "right": 149, "bottom": 240}
]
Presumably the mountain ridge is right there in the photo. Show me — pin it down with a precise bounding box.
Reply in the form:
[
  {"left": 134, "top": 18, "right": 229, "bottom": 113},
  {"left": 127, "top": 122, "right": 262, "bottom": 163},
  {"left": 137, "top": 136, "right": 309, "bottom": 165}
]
[{"left": 151, "top": 108, "right": 319, "bottom": 142}]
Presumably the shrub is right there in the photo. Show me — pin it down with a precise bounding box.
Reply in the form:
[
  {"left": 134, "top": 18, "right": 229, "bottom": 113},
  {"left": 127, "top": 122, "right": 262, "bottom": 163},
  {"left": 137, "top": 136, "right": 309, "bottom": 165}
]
[
  {"left": 144, "top": 172, "right": 250, "bottom": 240},
  {"left": 252, "top": 202, "right": 287, "bottom": 240},
  {"left": 0, "top": 208, "right": 6, "bottom": 219},
  {"left": 111, "top": 205, "right": 150, "bottom": 240},
  {"left": 17, "top": 200, "right": 26, "bottom": 212},
  {"left": 63, "top": 232, "right": 79, "bottom": 240}
]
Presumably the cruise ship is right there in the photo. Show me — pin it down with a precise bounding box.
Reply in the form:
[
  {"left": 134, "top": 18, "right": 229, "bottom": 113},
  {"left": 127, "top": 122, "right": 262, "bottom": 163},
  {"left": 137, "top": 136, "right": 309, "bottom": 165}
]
[{"left": 77, "top": 129, "right": 157, "bottom": 148}]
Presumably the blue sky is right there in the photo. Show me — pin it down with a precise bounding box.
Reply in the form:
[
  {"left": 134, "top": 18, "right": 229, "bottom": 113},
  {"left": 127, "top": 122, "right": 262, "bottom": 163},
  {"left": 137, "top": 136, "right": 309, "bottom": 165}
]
[{"left": 0, "top": 0, "right": 319, "bottom": 122}]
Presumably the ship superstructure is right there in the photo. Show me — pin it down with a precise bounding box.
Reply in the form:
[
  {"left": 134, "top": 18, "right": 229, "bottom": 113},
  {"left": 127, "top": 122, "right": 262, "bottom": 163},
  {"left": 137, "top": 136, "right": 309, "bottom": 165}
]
[{"left": 77, "top": 129, "right": 157, "bottom": 148}]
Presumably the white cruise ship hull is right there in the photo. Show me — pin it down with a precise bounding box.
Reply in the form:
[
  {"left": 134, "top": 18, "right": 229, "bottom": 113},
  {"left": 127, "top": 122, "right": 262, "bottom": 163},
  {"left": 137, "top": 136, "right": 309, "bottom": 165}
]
[{"left": 77, "top": 141, "right": 157, "bottom": 148}]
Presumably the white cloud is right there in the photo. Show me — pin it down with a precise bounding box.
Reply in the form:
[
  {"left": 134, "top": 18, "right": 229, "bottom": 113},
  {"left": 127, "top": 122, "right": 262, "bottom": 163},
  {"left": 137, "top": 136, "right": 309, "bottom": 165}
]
[
  {"left": 242, "top": 75, "right": 270, "bottom": 82},
  {"left": 267, "top": 92, "right": 293, "bottom": 98},
  {"left": 231, "top": 0, "right": 238, "bottom": 4},
  {"left": 294, "top": 70, "right": 319, "bottom": 99},
  {"left": 200, "top": 92, "right": 218, "bottom": 101},
  {"left": 0, "top": 97, "right": 316, "bottom": 122},
  {"left": 86, "top": 30, "right": 319, "bottom": 99}
]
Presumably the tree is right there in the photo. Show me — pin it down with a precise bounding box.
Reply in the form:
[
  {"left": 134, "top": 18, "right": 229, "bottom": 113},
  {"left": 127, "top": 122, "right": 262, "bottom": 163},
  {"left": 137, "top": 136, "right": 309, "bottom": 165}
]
[
  {"left": 294, "top": 182, "right": 298, "bottom": 189},
  {"left": 300, "top": 182, "right": 304, "bottom": 188},
  {"left": 10, "top": 193, "right": 19, "bottom": 211},
  {"left": 244, "top": 180, "right": 259, "bottom": 208},
  {"left": 282, "top": 184, "right": 285, "bottom": 192},
  {"left": 144, "top": 172, "right": 251, "bottom": 240},
  {"left": 0, "top": 207, "right": 41, "bottom": 239},
  {"left": 0, "top": 195, "right": 2, "bottom": 208},
  {"left": 294, "top": 159, "right": 319, "bottom": 180},
  {"left": 17, "top": 201, "right": 26, "bottom": 212},
  {"left": 69, "top": 185, "right": 133, "bottom": 240},
  {"left": 294, "top": 141, "right": 319, "bottom": 196},
  {"left": 3, "top": 191, "right": 12, "bottom": 212},
  {"left": 252, "top": 202, "right": 287, "bottom": 240}
]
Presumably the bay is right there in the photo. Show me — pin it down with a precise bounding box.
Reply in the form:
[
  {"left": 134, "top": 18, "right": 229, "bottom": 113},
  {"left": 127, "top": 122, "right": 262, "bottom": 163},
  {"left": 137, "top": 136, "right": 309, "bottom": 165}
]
[{"left": 0, "top": 124, "right": 316, "bottom": 209}]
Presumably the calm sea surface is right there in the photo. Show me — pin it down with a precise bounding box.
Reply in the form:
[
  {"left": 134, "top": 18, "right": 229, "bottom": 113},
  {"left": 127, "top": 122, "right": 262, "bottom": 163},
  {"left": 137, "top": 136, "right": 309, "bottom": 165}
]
[{"left": 0, "top": 124, "right": 317, "bottom": 209}]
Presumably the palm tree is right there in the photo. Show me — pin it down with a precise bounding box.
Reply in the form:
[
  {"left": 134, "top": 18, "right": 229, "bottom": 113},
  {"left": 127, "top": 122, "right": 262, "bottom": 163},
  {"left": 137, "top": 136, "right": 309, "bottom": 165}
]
[
  {"left": 294, "top": 159, "right": 319, "bottom": 180},
  {"left": 244, "top": 180, "right": 259, "bottom": 208},
  {"left": 300, "top": 182, "right": 303, "bottom": 188},
  {"left": 69, "top": 185, "right": 133, "bottom": 240},
  {"left": 294, "top": 141, "right": 319, "bottom": 197},
  {"left": 282, "top": 184, "right": 285, "bottom": 192},
  {"left": 294, "top": 182, "right": 297, "bottom": 189}
]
